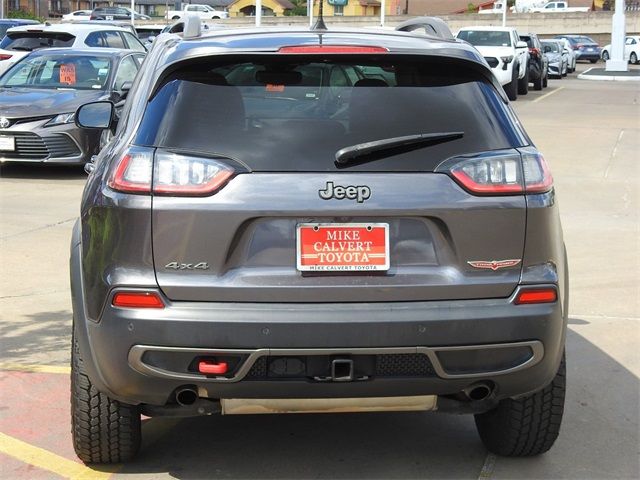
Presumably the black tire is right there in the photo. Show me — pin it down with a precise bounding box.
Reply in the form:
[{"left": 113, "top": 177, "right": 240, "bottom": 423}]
[
  {"left": 71, "top": 329, "right": 141, "bottom": 464},
  {"left": 533, "top": 71, "right": 543, "bottom": 91},
  {"left": 543, "top": 72, "right": 548, "bottom": 88},
  {"left": 517, "top": 65, "right": 529, "bottom": 95},
  {"left": 589, "top": 59, "right": 598, "bottom": 64},
  {"left": 475, "top": 354, "right": 566, "bottom": 457},
  {"left": 504, "top": 66, "right": 518, "bottom": 101},
  {"left": 602, "top": 50, "right": 610, "bottom": 61},
  {"left": 631, "top": 52, "right": 638, "bottom": 64}
]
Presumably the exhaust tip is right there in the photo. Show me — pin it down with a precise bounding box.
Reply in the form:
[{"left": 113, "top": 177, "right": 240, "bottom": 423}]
[
  {"left": 175, "top": 387, "right": 198, "bottom": 406},
  {"left": 464, "top": 383, "right": 493, "bottom": 401}
]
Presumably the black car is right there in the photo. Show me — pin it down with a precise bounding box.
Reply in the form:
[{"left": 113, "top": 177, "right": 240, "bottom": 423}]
[
  {"left": 520, "top": 33, "right": 548, "bottom": 90},
  {"left": 71, "top": 23, "right": 568, "bottom": 463},
  {"left": 0, "top": 48, "right": 144, "bottom": 164},
  {"left": 90, "top": 7, "right": 151, "bottom": 21}
]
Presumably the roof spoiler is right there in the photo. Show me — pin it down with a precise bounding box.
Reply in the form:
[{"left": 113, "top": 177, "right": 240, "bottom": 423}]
[
  {"left": 395, "top": 17, "right": 454, "bottom": 40},
  {"left": 183, "top": 14, "right": 202, "bottom": 39}
]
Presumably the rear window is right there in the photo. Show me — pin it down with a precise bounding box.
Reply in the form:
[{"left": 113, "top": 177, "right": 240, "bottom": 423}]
[
  {"left": 134, "top": 56, "right": 527, "bottom": 172},
  {"left": 0, "top": 32, "right": 75, "bottom": 51}
]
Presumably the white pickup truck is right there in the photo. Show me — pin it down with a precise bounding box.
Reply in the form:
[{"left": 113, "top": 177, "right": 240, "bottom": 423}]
[
  {"left": 165, "top": 4, "right": 229, "bottom": 20},
  {"left": 530, "top": 1, "right": 590, "bottom": 13}
]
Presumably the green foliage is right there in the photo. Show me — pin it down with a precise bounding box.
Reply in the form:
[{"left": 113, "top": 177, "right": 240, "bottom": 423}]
[
  {"left": 467, "top": 2, "right": 477, "bottom": 12},
  {"left": 284, "top": 0, "right": 308, "bottom": 16},
  {"left": 8, "top": 9, "right": 45, "bottom": 22}
]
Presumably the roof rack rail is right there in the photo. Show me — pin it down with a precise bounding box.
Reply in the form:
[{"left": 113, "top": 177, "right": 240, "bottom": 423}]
[
  {"left": 395, "top": 17, "right": 454, "bottom": 40},
  {"left": 183, "top": 14, "right": 202, "bottom": 39}
]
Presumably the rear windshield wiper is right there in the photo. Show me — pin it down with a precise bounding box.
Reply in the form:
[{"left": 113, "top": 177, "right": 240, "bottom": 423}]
[
  {"left": 335, "top": 132, "right": 464, "bottom": 167},
  {"left": 9, "top": 46, "right": 34, "bottom": 51}
]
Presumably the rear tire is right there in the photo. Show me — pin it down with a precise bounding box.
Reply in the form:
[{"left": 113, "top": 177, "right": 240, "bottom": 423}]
[
  {"left": 505, "top": 65, "right": 518, "bottom": 101},
  {"left": 71, "top": 328, "right": 141, "bottom": 464},
  {"left": 631, "top": 52, "right": 638, "bottom": 64},
  {"left": 517, "top": 65, "right": 529, "bottom": 95},
  {"left": 542, "top": 72, "right": 548, "bottom": 88},
  {"left": 590, "top": 59, "right": 598, "bottom": 64},
  {"left": 533, "top": 71, "right": 543, "bottom": 91},
  {"left": 602, "top": 50, "right": 610, "bottom": 61},
  {"left": 475, "top": 354, "right": 566, "bottom": 457}
]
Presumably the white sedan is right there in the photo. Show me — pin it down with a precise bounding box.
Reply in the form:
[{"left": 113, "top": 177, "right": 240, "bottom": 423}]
[
  {"left": 61, "top": 10, "right": 93, "bottom": 22},
  {"left": 601, "top": 36, "right": 640, "bottom": 64}
]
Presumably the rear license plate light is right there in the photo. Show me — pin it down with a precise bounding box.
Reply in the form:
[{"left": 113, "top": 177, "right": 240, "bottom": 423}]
[{"left": 296, "top": 223, "right": 389, "bottom": 272}]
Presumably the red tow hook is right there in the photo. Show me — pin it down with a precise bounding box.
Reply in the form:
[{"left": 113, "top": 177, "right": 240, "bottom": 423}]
[{"left": 198, "top": 359, "right": 228, "bottom": 375}]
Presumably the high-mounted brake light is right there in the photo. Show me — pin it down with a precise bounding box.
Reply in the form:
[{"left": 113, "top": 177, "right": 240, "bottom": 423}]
[
  {"left": 514, "top": 288, "right": 557, "bottom": 305},
  {"left": 278, "top": 45, "right": 389, "bottom": 54},
  {"left": 112, "top": 292, "right": 165, "bottom": 308}
]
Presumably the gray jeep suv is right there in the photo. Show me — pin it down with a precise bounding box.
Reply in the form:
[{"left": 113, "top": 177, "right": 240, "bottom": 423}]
[{"left": 70, "top": 24, "right": 568, "bottom": 463}]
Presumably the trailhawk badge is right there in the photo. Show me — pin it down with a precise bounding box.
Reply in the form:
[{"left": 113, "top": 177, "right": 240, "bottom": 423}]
[{"left": 467, "top": 259, "right": 522, "bottom": 271}]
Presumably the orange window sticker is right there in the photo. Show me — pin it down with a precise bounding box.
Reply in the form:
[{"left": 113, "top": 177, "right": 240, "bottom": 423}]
[
  {"left": 266, "top": 84, "right": 285, "bottom": 92},
  {"left": 59, "top": 64, "right": 76, "bottom": 85}
]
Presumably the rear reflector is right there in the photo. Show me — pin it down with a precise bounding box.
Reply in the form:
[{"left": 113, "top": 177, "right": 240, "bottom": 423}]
[
  {"left": 515, "top": 288, "right": 557, "bottom": 305},
  {"left": 279, "top": 45, "right": 389, "bottom": 54},
  {"left": 112, "top": 292, "right": 165, "bottom": 308},
  {"left": 198, "top": 360, "right": 229, "bottom": 375}
]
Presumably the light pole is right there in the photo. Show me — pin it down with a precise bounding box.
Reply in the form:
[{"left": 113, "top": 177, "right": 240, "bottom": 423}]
[
  {"left": 256, "top": 0, "right": 262, "bottom": 26},
  {"left": 606, "top": 0, "right": 628, "bottom": 71},
  {"left": 502, "top": 1, "right": 507, "bottom": 27}
]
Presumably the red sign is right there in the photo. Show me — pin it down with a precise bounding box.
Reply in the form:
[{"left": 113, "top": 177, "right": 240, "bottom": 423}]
[
  {"left": 59, "top": 64, "right": 76, "bottom": 85},
  {"left": 296, "top": 223, "right": 389, "bottom": 272}
]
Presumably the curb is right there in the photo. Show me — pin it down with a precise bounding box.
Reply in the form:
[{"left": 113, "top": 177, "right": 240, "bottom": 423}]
[{"left": 578, "top": 67, "right": 640, "bottom": 82}]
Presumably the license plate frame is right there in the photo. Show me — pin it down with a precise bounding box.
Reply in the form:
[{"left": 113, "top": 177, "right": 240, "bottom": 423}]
[
  {"left": 0, "top": 135, "right": 15, "bottom": 151},
  {"left": 296, "top": 223, "right": 390, "bottom": 272}
]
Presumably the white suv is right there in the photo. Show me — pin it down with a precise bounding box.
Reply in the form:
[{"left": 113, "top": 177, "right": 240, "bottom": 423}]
[
  {"left": 0, "top": 23, "right": 145, "bottom": 75},
  {"left": 456, "top": 26, "right": 530, "bottom": 101}
]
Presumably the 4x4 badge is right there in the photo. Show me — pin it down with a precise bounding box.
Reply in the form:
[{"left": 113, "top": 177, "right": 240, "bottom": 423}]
[
  {"left": 319, "top": 181, "right": 371, "bottom": 203},
  {"left": 467, "top": 259, "right": 521, "bottom": 271}
]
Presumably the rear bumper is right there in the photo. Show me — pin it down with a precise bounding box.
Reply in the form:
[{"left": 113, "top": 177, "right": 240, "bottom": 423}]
[{"left": 72, "top": 238, "right": 567, "bottom": 408}]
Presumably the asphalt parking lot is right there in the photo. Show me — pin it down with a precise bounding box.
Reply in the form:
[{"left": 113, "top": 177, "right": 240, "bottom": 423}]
[{"left": 0, "top": 62, "right": 638, "bottom": 479}]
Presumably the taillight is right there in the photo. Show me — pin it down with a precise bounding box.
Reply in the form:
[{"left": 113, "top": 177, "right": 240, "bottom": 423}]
[
  {"left": 278, "top": 45, "right": 389, "bottom": 54},
  {"left": 576, "top": 43, "right": 584, "bottom": 50},
  {"left": 153, "top": 150, "right": 234, "bottom": 196},
  {"left": 514, "top": 288, "right": 557, "bottom": 305},
  {"left": 107, "top": 146, "right": 153, "bottom": 194},
  {"left": 441, "top": 150, "right": 553, "bottom": 196},
  {"left": 107, "top": 147, "right": 235, "bottom": 197},
  {"left": 0, "top": 54, "right": 12, "bottom": 61},
  {"left": 521, "top": 152, "right": 553, "bottom": 193},
  {"left": 112, "top": 291, "right": 165, "bottom": 308},
  {"left": 447, "top": 153, "right": 523, "bottom": 195}
]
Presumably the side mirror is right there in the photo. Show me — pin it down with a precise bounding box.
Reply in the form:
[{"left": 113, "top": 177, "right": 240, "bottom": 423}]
[
  {"left": 75, "top": 101, "right": 114, "bottom": 129},
  {"left": 516, "top": 41, "right": 528, "bottom": 49}
]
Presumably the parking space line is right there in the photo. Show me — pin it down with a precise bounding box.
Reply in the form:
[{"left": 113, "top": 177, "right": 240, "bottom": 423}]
[
  {"left": 532, "top": 87, "right": 565, "bottom": 103},
  {"left": 477, "top": 452, "right": 497, "bottom": 479},
  {"left": 0, "top": 432, "right": 117, "bottom": 479},
  {"left": 0, "top": 364, "right": 70, "bottom": 374}
]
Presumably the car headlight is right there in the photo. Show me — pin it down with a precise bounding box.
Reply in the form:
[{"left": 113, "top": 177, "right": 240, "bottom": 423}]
[{"left": 45, "top": 113, "right": 75, "bottom": 127}]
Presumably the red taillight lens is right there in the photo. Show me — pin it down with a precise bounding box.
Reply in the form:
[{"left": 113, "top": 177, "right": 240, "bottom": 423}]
[
  {"left": 107, "top": 147, "right": 153, "bottom": 194},
  {"left": 112, "top": 291, "right": 165, "bottom": 308},
  {"left": 279, "top": 45, "right": 389, "bottom": 54},
  {"left": 515, "top": 288, "right": 557, "bottom": 305},
  {"left": 0, "top": 54, "right": 12, "bottom": 61},
  {"left": 153, "top": 151, "right": 234, "bottom": 196},
  {"left": 522, "top": 152, "right": 553, "bottom": 193},
  {"left": 108, "top": 148, "right": 235, "bottom": 197},
  {"left": 576, "top": 44, "right": 584, "bottom": 50},
  {"left": 448, "top": 153, "right": 524, "bottom": 195}
]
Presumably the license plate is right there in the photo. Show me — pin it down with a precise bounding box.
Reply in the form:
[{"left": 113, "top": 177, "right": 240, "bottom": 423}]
[
  {"left": 296, "top": 223, "right": 390, "bottom": 272},
  {"left": 0, "top": 136, "right": 14, "bottom": 151}
]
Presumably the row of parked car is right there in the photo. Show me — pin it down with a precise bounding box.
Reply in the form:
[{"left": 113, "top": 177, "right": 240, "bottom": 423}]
[{"left": 456, "top": 26, "right": 602, "bottom": 100}]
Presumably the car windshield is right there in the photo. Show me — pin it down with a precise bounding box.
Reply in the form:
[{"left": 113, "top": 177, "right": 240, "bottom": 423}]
[
  {"left": 0, "top": 54, "right": 111, "bottom": 90},
  {"left": 0, "top": 32, "right": 75, "bottom": 51},
  {"left": 133, "top": 56, "right": 526, "bottom": 172},
  {"left": 457, "top": 30, "right": 511, "bottom": 47},
  {"left": 542, "top": 42, "right": 561, "bottom": 53}
]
